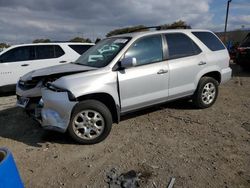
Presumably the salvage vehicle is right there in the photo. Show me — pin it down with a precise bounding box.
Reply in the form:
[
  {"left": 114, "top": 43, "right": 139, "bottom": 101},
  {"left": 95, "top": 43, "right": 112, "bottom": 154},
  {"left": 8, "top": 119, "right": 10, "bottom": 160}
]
[
  {"left": 0, "top": 42, "right": 94, "bottom": 92},
  {"left": 235, "top": 33, "right": 250, "bottom": 69},
  {"left": 17, "top": 29, "right": 232, "bottom": 144}
]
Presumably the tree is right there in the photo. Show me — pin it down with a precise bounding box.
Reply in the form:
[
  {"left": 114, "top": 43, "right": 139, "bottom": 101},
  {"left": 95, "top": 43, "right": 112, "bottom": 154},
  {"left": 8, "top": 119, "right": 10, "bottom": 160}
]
[
  {"left": 69, "top": 37, "right": 92, "bottom": 43},
  {"left": 157, "top": 20, "right": 191, "bottom": 30},
  {"left": 32, "top": 39, "right": 51, "bottom": 43},
  {"left": 0, "top": 43, "right": 10, "bottom": 49},
  {"left": 95, "top": 38, "right": 101, "bottom": 44},
  {"left": 106, "top": 25, "right": 149, "bottom": 37}
]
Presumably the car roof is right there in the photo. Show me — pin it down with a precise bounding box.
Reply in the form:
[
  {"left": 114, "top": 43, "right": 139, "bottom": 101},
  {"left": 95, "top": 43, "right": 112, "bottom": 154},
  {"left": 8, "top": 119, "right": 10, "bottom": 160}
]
[
  {"left": 8, "top": 42, "right": 95, "bottom": 48},
  {"left": 111, "top": 29, "right": 213, "bottom": 38}
]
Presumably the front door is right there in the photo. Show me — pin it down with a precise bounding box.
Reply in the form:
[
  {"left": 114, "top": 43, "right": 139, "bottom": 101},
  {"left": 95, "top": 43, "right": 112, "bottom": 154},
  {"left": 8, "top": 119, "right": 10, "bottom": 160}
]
[
  {"left": 118, "top": 35, "right": 169, "bottom": 113},
  {"left": 0, "top": 46, "right": 35, "bottom": 86}
]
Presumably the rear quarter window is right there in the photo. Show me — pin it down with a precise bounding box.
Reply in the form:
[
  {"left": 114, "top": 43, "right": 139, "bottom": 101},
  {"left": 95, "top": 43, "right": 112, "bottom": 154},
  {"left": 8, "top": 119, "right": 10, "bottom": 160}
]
[{"left": 192, "top": 32, "right": 225, "bottom": 51}]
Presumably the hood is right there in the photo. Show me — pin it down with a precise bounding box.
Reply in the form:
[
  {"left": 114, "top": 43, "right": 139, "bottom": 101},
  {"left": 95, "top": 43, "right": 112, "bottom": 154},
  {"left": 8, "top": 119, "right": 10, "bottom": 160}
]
[{"left": 20, "top": 63, "right": 97, "bottom": 81}]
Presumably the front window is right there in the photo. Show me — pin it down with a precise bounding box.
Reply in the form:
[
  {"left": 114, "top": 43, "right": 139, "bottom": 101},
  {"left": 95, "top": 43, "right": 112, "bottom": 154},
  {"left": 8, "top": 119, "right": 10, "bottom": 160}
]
[
  {"left": 74, "top": 37, "right": 130, "bottom": 68},
  {"left": 125, "top": 35, "right": 163, "bottom": 66},
  {"left": 0, "top": 46, "right": 35, "bottom": 63}
]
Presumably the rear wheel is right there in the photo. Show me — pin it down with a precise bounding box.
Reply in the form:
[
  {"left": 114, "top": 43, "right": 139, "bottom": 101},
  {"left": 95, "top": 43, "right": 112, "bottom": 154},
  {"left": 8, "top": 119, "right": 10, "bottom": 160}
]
[
  {"left": 192, "top": 77, "right": 219, "bottom": 109},
  {"left": 68, "top": 100, "right": 113, "bottom": 144}
]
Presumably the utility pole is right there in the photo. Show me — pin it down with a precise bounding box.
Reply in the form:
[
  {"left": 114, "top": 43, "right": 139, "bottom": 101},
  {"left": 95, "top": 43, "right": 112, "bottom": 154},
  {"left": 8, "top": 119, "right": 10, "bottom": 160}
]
[{"left": 224, "top": 0, "right": 232, "bottom": 42}]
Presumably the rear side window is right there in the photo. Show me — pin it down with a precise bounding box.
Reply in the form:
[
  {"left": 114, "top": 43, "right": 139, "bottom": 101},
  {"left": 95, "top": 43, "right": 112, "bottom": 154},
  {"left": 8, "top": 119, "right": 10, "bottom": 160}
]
[
  {"left": 165, "top": 33, "right": 201, "bottom": 60},
  {"left": 35, "top": 45, "right": 65, "bottom": 59},
  {"left": 192, "top": 32, "right": 225, "bottom": 51},
  {"left": 0, "top": 46, "right": 35, "bottom": 63},
  {"left": 69, "top": 45, "right": 93, "bottom": 55}
]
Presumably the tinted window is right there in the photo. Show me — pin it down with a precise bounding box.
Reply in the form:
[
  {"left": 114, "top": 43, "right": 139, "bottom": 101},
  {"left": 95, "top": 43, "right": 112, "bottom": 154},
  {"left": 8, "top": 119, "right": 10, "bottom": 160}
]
[
  {"left": 0, "top": 46, "right": 35, "bottom": 63},
  {"left": 192, "top": 32, "right": 225, "bottom": 51},
  {"left": 125, "top": 35, "right": 163, "bottom": 66},
  {"left": 55, "top": 45, "right": 65, "bottom": 57},
  {"left": 35, "top": 45, "right": 64, "bottom": 59},
  {"left": 165, "top": 33, "right": 201, "bottom": 59},
  {"left": 69, "top": 45, "right": 93, "bottom": 55}
]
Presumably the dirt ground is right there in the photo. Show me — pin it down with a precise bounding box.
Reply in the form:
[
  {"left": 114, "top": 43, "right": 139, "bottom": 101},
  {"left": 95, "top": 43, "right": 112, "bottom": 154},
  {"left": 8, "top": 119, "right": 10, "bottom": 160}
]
[{"left": 0, "top": 64, "right": 250, "bottom": 188}]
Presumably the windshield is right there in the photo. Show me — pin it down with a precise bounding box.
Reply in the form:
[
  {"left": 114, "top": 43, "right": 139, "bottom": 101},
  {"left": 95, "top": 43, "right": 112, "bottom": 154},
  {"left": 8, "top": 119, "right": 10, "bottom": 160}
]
[{"left": 74, "top": 37, "right": 131, "bottom": 67}]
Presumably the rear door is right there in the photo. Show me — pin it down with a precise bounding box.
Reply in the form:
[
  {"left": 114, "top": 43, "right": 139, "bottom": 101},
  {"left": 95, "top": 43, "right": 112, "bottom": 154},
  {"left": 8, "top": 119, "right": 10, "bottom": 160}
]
[
  {"left": 30, "top": 45, "right": 66, "bottom": 70},
  {"left": 118, "top": 34, "right": 169, "bottom": 113},
  {"left": 165, "top": 33, "right": 204, "bottom": 99}
]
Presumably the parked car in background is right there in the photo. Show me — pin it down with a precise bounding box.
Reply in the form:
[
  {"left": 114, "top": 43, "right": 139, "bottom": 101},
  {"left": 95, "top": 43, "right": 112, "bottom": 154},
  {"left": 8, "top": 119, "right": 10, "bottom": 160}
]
[
  {"left": 0, "top": 42, "right": 94, "bottom": 92},
  {"left": 17, "top": 29, "right": 231, "bottom": 144},
  {"left": 235, "top": 33, "right": 250, "bottom": 69}
]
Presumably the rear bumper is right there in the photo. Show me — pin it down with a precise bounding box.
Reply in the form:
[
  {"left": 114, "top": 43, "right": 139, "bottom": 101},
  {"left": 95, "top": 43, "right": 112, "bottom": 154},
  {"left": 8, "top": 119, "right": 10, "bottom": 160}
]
[
  {"left": 221, "top": 67, "right": 232, "bottom": 84},
  {"left": 41, "top": 88, "right": 77, "bottom": 132}
]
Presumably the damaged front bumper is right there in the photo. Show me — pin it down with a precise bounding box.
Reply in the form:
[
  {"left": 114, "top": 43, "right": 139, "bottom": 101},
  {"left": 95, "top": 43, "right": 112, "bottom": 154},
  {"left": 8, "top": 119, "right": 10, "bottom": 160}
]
[
  {"left": 41, "top": 88, "right": 77, "bottom": 132},
  {"left": 16, "top": 80, "right": 43, "bottom": 119}
]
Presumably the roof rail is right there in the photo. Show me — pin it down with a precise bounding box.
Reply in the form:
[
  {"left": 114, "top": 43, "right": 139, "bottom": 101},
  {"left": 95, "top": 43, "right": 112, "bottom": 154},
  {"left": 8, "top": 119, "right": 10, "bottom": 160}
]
[
  {"left": 129, "top": 26, "right": 161, "bottom": 33},
  {"left": 129, "top": 25, "right": 190, "bottom": 33}
]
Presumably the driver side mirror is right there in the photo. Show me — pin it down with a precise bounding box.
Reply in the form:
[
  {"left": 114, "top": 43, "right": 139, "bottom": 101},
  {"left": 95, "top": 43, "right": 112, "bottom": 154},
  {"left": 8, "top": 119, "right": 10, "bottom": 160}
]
[{"left": 120, "top": 57, "right": 137, "bottom": 69}]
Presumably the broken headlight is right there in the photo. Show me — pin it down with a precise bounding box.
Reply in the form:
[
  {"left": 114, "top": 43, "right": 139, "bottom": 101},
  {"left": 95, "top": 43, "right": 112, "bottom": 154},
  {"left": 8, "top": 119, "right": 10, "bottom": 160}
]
[{"left": 46, "top": 83, "right": 76, "bottom": 101}]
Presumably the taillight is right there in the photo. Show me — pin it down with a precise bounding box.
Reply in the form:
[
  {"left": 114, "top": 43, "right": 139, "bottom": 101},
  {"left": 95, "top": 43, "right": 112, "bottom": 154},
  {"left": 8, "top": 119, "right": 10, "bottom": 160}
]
[{"left": 237, "top": 47, "right": 245, "bottom": 52}]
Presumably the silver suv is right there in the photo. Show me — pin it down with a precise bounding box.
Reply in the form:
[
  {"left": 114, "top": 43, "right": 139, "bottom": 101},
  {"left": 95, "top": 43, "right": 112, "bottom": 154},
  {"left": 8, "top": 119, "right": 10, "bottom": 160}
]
[{"left": 17, "top": 29, "right": 232, "bottom": 144}]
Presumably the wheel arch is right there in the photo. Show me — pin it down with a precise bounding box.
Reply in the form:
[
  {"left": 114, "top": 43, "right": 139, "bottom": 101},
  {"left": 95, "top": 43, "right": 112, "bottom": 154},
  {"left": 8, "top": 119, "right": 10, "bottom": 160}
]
[
  {"left": 195, "top": 66, "right": 222, "bottom": 87},
  {"left": 76, "top": 92, "right": 120, "bottom": 123},
  {"left": 201, "top": 71, "right": 221, "bottom": 83}
]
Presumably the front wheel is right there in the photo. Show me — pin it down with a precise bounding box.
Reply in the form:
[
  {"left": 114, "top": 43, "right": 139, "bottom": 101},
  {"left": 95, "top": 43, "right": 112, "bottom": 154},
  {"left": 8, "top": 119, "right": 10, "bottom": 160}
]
[
  {"left": 68, "top": 100, "right": 113, "bottom": 144},
  {"left": 192, "top": 77, "right": 219, "bottom": 109}
]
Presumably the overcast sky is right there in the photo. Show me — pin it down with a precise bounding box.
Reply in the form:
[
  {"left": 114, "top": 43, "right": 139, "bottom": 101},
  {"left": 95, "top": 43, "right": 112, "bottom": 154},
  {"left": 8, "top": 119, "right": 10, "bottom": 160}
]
[{"left": 0, "top": 0, "right": 249, "bottom": 44}]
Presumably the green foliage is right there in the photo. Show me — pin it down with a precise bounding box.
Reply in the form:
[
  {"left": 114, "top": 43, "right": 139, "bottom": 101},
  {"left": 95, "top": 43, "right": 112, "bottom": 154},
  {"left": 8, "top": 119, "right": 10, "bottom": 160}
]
[
  {"left": 106, "top": 21, "right": 191, "bottom": 37},
  {"left": 32, "top": 39, "right": 51, "bottom": 43},
  {"left": 106, "top": 25, "right": 148, "bottom": 37},
  {"left": 69, "top": 37, "right": 92, "bottom": 43},
  {"left": 157, "top": 20, "right": 191, "bottom": 30},
  {"left": 0, "top": 43, "right": 10, "bottom": 49}
]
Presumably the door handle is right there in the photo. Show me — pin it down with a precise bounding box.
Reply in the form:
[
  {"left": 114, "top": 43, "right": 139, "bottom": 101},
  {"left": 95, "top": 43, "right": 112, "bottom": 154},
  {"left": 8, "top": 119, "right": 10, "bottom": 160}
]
[
  {"left": 59, "top": 60, "right": 67, "bottom": 63},
  {"left": 21, "top": 64, "right": 29, "bottom": 66},
  {"left": 198, "top": 61, "right": 206, "bottom": 66},
  {"left": 157, "top": 69, "right": 168, "bottom": 74}
]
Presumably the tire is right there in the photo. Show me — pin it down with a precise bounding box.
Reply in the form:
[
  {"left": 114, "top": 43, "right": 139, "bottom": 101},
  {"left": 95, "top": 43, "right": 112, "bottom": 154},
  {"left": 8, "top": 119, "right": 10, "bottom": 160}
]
[
  {"left": 192, "top": 77, "right": 219, "bottom": 109},
  {"left": 68, "top": 100, "right": 113, "bottom": 144}
]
